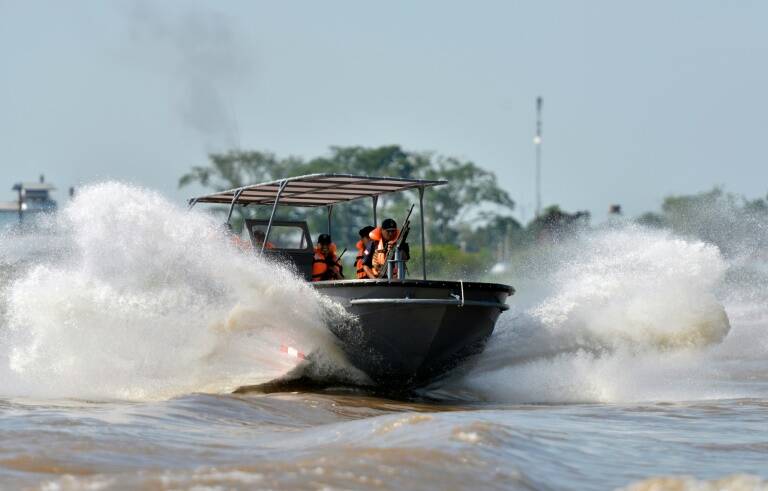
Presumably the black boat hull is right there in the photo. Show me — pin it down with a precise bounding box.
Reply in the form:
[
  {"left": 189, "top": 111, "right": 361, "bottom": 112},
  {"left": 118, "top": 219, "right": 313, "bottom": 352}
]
[{"left": 313, "top": 279, "right": 513, "bottom": 387}]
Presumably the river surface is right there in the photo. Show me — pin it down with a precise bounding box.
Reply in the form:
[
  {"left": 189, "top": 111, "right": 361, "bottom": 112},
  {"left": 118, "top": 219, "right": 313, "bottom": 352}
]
[
  {"left": 1, "top": 183, "right": 767, "bottom": 490},
  {"left": 2, "top": 390, "right": 768, "bottom": 490}
]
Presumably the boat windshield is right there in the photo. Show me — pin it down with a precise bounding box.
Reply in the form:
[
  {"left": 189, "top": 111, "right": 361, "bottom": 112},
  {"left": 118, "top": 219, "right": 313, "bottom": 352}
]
[{"left": 248, "top": 223, "right": 310, "bottom": 250}]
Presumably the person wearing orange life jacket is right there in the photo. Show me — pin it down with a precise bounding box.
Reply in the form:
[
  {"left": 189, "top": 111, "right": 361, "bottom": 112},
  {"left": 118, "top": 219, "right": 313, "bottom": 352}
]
[
  {"left": 312, "top": 234, "right": 344, "bottom": 281},
  {"left": 362, "top": 218, "right": 410, "bottom": 279},
  {"left": 252, "top": 230, "right": 275, "bottom": 250},
  {"left": 223, "top": 222, "right": 252, "bottom": 252},
  {"left": 354, "top": 225, "right": 375, "bottom": 279}
]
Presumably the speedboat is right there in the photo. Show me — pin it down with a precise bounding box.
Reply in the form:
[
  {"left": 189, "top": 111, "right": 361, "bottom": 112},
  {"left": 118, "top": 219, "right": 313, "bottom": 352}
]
[{"left": 189, "top": 174, "right": 513, "bottom": 388}]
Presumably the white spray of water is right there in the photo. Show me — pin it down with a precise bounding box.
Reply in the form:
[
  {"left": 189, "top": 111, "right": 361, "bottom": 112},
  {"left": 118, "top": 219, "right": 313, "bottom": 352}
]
[
  {"left": 450, "top": 226, "right": 768, "bottom": 404},
  {"left": 531, "top": 228, "right": 729, "bottom": 350},
  {"left": 4, "top": 190, "right": 765, "bottom": 404},
  {"left": 0, "top": 182, "right": 356, "bottom": 400}
]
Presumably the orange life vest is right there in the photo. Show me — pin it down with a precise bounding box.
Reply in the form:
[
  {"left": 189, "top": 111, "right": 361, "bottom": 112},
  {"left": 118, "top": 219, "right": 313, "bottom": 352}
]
[
  {"left": 355, "top": 240, "right": 367, "bottom": 279},
  {"left": 230, "top": 235, "right": 252, "bottom": 252},
  {"left": 312, "top": 244, "right": 341, "bottom": 282},
  {"left": 368, "top": 227, "right": 399, "bottom": 278}
]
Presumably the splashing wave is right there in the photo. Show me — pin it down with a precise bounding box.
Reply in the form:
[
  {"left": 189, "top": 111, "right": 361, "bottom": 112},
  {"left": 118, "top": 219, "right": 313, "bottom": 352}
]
[
  {"left": 446, "top": 226, "right": 752, "bottom": 404},
  {"left": 0, "top": 182, "right": 353, "bottom": 400}
]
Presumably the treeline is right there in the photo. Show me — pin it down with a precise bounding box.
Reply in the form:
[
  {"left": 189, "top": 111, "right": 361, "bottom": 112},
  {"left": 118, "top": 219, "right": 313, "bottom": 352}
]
[{"left": 636, "top": 188, "right": 768, "bottom": 258}]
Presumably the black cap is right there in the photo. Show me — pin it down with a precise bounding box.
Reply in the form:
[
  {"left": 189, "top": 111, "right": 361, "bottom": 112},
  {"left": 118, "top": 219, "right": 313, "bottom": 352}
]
[
  {"left": 317, "top": 233, "right": 332, "bottom": 245},
  {"left": 381, "top": 218, "right": 397, "bottom": 230},
  {"left": 358, "top": 226, "right": 375, "bottom": 238}
]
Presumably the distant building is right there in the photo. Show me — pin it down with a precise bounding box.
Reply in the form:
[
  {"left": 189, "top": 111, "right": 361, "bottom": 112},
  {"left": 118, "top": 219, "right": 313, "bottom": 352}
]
[
  {"left": 0, "top": 175, "right": 57, "bottom": 226},
  {"left": 607, "top": 203, "right": 627, "bottom": 227}
]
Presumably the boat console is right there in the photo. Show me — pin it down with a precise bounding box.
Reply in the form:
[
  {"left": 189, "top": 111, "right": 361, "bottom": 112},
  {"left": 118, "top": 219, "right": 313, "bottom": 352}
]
[{"left": 244, "top": 219, "right": 315, "bottom": 281}]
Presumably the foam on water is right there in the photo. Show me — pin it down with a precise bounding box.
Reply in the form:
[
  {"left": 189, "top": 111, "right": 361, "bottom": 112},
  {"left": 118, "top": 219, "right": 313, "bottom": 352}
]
[
  {"left": 451, "top": 226, "right": 768, "bottom": 404},
  {"left": 0, "top": 182, "right": 354, "bottom": 400},
  {"left": 622, "top": 475, "right": 768, "bottom": 491}
]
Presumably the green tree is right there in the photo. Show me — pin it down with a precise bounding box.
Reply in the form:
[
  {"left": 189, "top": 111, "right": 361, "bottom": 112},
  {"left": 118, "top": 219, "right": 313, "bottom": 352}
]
[
  {"left": 422, "top": 156, "right": 515, "bottom": 244},
  {"left": 526, "top": 205, "right": 590, "bottom": 243},
  {"left": 462, "top": 215, "right": 525, "bottom": 256},
  {"left": 409, "top": 244, "right": 492, "bottom": 279},
  {"left": 635, "top": 212, "right": 665, "bottom": 228}
]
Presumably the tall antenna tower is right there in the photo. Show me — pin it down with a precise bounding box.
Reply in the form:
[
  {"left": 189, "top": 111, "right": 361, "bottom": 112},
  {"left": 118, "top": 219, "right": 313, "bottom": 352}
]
[{"left": 534, "top": 96, "right": 543, "bottom": 218}]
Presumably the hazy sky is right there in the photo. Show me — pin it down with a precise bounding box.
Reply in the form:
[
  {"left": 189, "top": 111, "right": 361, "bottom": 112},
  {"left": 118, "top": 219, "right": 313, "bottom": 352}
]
[{"left": 1, "top": 1, "right": 766, "bottom": 222}]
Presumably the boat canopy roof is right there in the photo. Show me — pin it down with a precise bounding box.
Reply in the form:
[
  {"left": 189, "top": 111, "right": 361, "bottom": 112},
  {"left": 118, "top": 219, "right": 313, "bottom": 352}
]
[{"left": 189, "top": 173, "right": 447, "bottom": 208}]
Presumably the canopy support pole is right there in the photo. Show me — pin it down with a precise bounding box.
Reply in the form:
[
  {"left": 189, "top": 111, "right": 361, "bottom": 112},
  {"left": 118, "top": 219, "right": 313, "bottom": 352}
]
[
  {"left": 226, "top": 189, "right": 244, "bottom": 225},
  {"left": 372, "top": 195, "right": 378, "bottom": 226},
  {"left": 327, "top": 205, "right": 333, "bottom": 236},
  {"left": 419, "top": 186, "right": 427, "bottom": 280},
  {"left": 263, "top": 180, "right": 287, "bottom": 253}
]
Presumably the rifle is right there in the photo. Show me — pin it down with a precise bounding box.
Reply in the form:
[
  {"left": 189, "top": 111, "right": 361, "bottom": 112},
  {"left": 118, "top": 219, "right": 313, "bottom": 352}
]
[
  {"left": 336, "top": 248, "right": 347, "bottom": 279},
  {"left": 323, "top": 247, "right": 346, "bottom": 280},
  {"left": 377, "top": 204, "right": 415, "bottom": 279},
  {"left": 336, "top": 248, "right": 347, "bottom": 261}
]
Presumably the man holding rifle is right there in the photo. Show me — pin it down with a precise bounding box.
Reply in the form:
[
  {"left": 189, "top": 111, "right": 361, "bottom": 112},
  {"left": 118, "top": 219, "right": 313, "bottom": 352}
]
[{"left": 362, "top": 214, "right": 411, "bottom": 279}]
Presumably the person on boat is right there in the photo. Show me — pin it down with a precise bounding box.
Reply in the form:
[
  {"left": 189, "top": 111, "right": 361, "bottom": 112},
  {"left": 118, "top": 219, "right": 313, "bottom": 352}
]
[
  {"left": 362, "top": 218, "right": 409, "bottom": 279},
  {"left": 312, "top": 233, "right": 344, "bottom": 281},
  {"left": 252, "top": 230, "right": 275, "bottom": 250},
  {"left": 355, "top": 225, "right": 375, "bottom": 279},
  {"left": 223, "top": 223, "right": 252, "bottom": 252}
]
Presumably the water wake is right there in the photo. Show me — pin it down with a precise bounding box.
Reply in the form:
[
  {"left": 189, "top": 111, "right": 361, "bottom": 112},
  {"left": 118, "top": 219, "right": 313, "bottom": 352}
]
[
  {"left": 447, "top": 226, "right": 768, "bottom": 404},
  {"left": 0, "top": 182, "right": 353, "bottom": 400}
]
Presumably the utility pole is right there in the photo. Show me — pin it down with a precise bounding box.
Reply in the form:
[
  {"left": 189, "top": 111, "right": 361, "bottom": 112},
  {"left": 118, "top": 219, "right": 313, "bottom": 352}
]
[
  {"left": 13, "top": 183, "right": 23, "bottom": 225},
  {"left": 534, "top": 96, "right": 543, "bottom": 218},
  {"left": 17, "top": 187, "right": 22, "bottom": 224}
]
